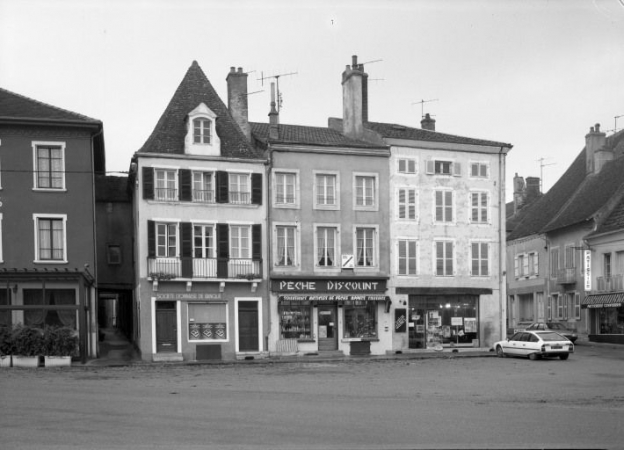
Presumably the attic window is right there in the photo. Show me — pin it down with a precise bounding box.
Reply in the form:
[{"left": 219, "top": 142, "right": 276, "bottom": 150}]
[{"left": 193, "top": 118, "right": 212, "bottom": 144}]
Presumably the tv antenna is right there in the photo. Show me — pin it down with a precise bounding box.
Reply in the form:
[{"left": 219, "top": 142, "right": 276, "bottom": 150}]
[
  {"left": 258, "top": 71, "right": 298, "bottom": 112},
  {"left": 537, "top": 157, "right": 556, "bottom": 192},
  {"left": 412, "top": 98, "right": 439, "bottom": 118},
  {"left": 615, "top": 114, "right": 624, "bottom": 133}
]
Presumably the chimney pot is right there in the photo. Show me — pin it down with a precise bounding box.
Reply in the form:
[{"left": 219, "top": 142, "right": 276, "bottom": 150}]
[
  {"left": 238, "top": 67, "right": 243, "bottom": 73},
  {"left": 352, "top": 55, "right": 358, "bottom": 68},
  {"left": 230, "top": 66, "right": 236, "bottom": 73}
]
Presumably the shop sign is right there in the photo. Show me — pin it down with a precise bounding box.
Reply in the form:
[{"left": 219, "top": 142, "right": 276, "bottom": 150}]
[
  {"left": 584, "top": 250, "right": 591, "bottom": 291},
  {"left": 451, "top": 317, "right": 463, "bottom": 326},
  {"left": 587, "top": 303, "right": 622, "bottom": 309},
  {"left": 395, "top": 309, "right": 407, "bottom": 332},
  {"left": 273, "top": 279, "right": 386, "bottom": 292},
  {"left": 156, "top": 292, "right": 222, "bottom": 301},
  {"left": 279, "top": 294, "right": 388, "bottom": 302}
]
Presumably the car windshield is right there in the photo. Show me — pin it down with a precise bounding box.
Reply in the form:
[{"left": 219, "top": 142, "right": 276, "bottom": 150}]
[{"left": 537, "top": 332, "right": 567, "bottom": 342}]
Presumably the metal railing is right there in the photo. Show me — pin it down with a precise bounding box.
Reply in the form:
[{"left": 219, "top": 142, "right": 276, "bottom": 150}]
[
  {"left": 192, "top": 189, "right": 215, "bottom": 203},
  {"left": 597, "top": 274, "right": 623, "bottom": 292},
  {"left": 154, "top": 188, "right": 178, "bottom": 201},
  {"left": 148, "top": 257, "right": 261, "bottom": 279}
]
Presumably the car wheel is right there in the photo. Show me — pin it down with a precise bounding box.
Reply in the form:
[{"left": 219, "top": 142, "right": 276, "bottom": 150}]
[
  {"left": 496, "top": 345, "right": 505, "bottom": 357},
  {"left": 529, "top": 353, "right": 540, "bottom": 360},
  {"left": 559, "top": 354, "right": 569, "bottom": 360}
]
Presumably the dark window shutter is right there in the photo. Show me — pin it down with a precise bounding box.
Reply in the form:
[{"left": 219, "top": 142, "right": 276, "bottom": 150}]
[
  {"left": 181, "top": 222, "right": 193, "bottom": 277},
  {"left": 180, "top": 169, "right": 192, "bottom": 201},
  {"left": 216, "top": 171, "right": 228, "bottom": 203},
  {"left": 251, "top": 173, "right": 262, "bottom": 205},
  {"left": 142, "top": 167, "right": 154, "bottom": 200},
  {"left": 252, "top": 224, "right": 262, "bottom": 261},
  {"left": 147, "top": 220, "right": 155, "bottom": 257},
  {"left": 217, "top": 223, "right": 229, "bottom": 278}
]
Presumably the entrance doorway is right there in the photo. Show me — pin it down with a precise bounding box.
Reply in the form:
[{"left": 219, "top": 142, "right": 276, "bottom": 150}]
[
  {"left": 317, "top": 305, "right": 338, "bottom": 351},
  {"left": 238, "top": 300, "right": 259, "bottom": 352},
  {"left": 155, "top": 301, "right": 177, "bottom": 353}
]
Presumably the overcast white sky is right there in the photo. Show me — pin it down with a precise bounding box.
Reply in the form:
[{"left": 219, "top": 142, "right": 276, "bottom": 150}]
[{"left": 2, "top": 0, "right": 623, "bottom": 200}]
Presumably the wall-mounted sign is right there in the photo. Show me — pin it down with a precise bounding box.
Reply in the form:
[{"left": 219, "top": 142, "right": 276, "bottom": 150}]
[
  {"left": 395, "top": 309, "right": 407, "bottom": 333},
  {"left": 584, "top": 250, "right": 592, "bottom": 292},
  {"left": 273, "top": 279, "right": 386, "bottom": 292},
  {"left": 342, "top": 254, "right": 354, "bottom": 268},
  {"left": 156, "top": 292, "right": 222, "bottom": 301},
  {"left": 279, "top": 295, "right": 388, "bottom": 302}
]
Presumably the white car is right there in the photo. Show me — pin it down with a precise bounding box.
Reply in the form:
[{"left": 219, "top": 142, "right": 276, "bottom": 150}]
[{"left": 493, "top": 330, "right": 574, "bottom": 360}]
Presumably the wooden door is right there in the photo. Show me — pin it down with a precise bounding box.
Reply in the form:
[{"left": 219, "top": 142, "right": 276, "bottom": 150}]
[
  {"left": 156, "top": 301, "right": 177, "bottom": 353},
  {"left": 238, "top": 301, "right": 259, "bottom": 352},
  {"left": 317, "top": 305, "right": 338, "bottom": 351}
]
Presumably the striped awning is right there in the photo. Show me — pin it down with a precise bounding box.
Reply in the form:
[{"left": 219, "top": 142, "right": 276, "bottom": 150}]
[{"left": 581, "top": 292, "right": 624, "bottom": 309}]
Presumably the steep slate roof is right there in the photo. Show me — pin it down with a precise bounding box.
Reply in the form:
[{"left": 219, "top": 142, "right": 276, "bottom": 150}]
[
  {"left": 591, "top": 194, "right": 624, "bottom": 236},
  {"left": 0, "top": 87, "right": 100, "bottom": 124},
  {"left": 138, "top": 61, "right": 263, "bottom": 159},
  {"left": 507, "top": 130, "right": 624, "bottom": 241},
  {"left": 363, "top": 120, "right": 512, "bottom": 148},
  {"left": 251, "top": 122, "right": 387, "bottom": 149}
]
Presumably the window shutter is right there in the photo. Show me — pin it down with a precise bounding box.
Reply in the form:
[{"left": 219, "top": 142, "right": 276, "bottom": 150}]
[
  {"left": 216, "top": 223, "right": 229, "bottom": 278},
  {"left": 252, "top": 224, "right": 262, "bottom": 261},
  {"left": 426, "top": 160, "right": 434, "bottom": 174},
  {"left": 142, "top": 167, "right": 154, "bottom": 200},
  {"left": 514, "top": 256, "right": 519, "bottom": 277},
  {"left": 147, "top": 220, "right": 155, "bottom": 258},
  {"left": 216, "top": 171, "right": 228, "bottom": 203},
  {"left": 180, "top": 222, "right": 193, "bottom": 277},
  {"left": 453, "top": 162, "right": 462, "bottom": 177},
  {"left": 179, "top": 169, "right": 192, "bottom": 202},
  {"left": 251, "top": 173, "right": 262, "bottom": 205}
]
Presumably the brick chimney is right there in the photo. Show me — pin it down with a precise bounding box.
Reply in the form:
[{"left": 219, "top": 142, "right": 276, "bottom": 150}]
[
  {"left": 226, "top": 67, "right": 251, "bottom": 141},
  {"left": 342, "top": 55, "right": 368, "bottom": 139},
  {"left": 585, "top": 123, "right": 606, "bottom": 174},
  {"left": 268, "top": 82, "right": 279, "bottom": 140},
  {"left": 513, "top": 173, "right": 525, "bottom": 214},
  {"left": 421, "top": 113, "right": 436, "bottom": 131},
  {"left": 525, "top": 176, "right": 541, "bottom": 201}
]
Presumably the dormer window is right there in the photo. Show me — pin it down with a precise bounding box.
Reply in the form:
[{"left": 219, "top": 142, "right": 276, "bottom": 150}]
[
  {"left": 185, "top": 103, "right": 220, "bottom": 156},
  {"left": 193, "top": 118, "right": 212, "bottom": 144}
]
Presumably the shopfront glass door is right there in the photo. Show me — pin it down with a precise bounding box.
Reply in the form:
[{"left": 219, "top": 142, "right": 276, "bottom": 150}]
[{"left": 317, "top": 305, "right": 338, "bottom": 351}]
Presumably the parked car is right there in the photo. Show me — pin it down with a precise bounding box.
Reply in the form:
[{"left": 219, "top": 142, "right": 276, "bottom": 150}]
[
  {"left": 493, "top": 330, "right": 574, "bottom": 360},
  {"left": 525, "top": 322, "right": 578, "bottom": 343},
  {"left": 513, "top": 321, "right": 533, "bottom": 333}
]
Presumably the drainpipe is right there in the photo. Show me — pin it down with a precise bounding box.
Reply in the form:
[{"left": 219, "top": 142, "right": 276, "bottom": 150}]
[
  {"left": 498, "top": 146, "right": 506, "bottom": 342},
  {"left": 265, "top": 144, "right": 274, "bottom": 353}
]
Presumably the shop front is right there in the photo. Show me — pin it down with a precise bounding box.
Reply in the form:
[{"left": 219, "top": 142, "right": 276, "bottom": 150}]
[
  {"left": 582, "top": 292, "right": 624, "bottom": 344},
  {"left": 272, "top": 277, "right": 390, "bottom": 356}
]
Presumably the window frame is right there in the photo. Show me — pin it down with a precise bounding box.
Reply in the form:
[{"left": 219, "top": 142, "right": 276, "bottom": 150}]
[
  {"left": 228, "top": 172, "right": 251, "bottom": 205},
  {"left": 314, "top": 224, "right": 340, "bottom": 271},
  {"left": 434, "top": 189, "right": 454, "bottom": 224},
  {"left": 230, "top": 224, "right": 252, "bottom": 259},
  {"left": 353, "top": 173, "right": 379, "bottom": 211},
  {"left": 107, "top": 244, "right": 122, "bottom": 265},
  {"left": 434, "top": 239, "right": 454, "bottom": 277},
  {"left": 354, "top": 226, "right": 378, "bottom": 269},
  {"left": 397, "top": 158, "right": 417, "bottom": 174},
  {"left": 273, "top": 169, "right": 300, "bottom": 208},
  {"left": 470, "top": 241, "right": 490, "bottom": 277},
  {"left": 154, "top": 168, "right": 178, "bottom": 201},
  {"left": 33, "top": 214, "right": 67, "bottom": 263},
  {"left": 187, "top": 302, "right": 228, "bottom": 342},
  {"left": 193, "top": 223, "right": 216, "bottom": 259},
  {"left": 192, "top": 170, "right": 215, "bottom": 203},
  {"left": 314, "top": 171, "right": 340, "bottom": 210},
  {"left": 470, "top": 162, "right": 489, "bottom": 179},
  {"left": 32, "top": 141, "right": 66, "bottom": 191},
  {"left": 469, "top": 190, "right": 490, "bottom": 224},
  {"left": 397, "top": 187, "right": 417, "bottom": 221},
  {"left": 193, "top": 117, "right": 212, "bottom": 145},
  {"left": 274, "top": 224, "right": 299, "bottom": 267},
  {"left": 155, "top": 222, "right": 179, "bottom": 258},
  {"left": 398, "top": 238, "right": 418, "bottom": 276}
]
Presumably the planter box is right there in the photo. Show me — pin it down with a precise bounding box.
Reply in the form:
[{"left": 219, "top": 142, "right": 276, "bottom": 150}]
[
  {"left": 0, "top": 355, "right": 11, "bottom": 368},
  {"left": 44, "top": 356, "right": 71, "bottom": 367},
  {"left": 12, "top": 356, "right": 39, "bottom": 368}
]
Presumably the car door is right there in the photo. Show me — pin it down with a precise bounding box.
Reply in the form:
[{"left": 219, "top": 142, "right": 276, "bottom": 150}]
[
  {"left": 515, "top": 332, "right": 532, "bottom": 356},
  {"left": 505, "top": 332, "right": 523, "bottom": 355}
]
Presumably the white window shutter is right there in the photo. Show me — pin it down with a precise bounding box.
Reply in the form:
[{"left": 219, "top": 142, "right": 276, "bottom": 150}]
[
  {"left": 426, "top": 160, "right": 434, "bottom": 174},
  {"left": 514, "top": 256, "right": 519, "bottom": 277},
  {"left": 453, "top": 162, "right": 461, "bottom": 177}
]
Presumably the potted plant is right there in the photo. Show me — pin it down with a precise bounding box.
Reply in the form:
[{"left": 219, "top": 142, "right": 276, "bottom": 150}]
[
  {"left": 42, "top": 326, "right": 77, "bottom": 367},
  {"left": 11, "top": 325, "right": 43, "bottom": 368},
  {"left": 0, "top": 325, "right": 13, "bottom": 368}
]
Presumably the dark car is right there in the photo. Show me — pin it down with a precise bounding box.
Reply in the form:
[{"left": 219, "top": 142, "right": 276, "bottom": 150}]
[{"left": 525, "top": 322, "right": 578, "bottom": 343}]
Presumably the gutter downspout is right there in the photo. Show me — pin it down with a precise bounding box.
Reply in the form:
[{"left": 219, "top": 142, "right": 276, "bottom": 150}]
[
  {"left": 499, "top": 146, "right": 507, "bottom": 342},
  {"left": 265, "top": 143, "right": 273, "bottom": 353}
]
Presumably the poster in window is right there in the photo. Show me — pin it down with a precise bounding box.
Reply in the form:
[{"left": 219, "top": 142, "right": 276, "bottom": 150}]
[
  {"left": 464, "top": 318, "right": 477, "bottom": 333},
  {"left": 395, "top": 308, "right": 407, "bottom": 333}
]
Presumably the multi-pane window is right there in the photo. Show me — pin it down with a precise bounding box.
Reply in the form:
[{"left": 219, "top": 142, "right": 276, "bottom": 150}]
[
  {"left": 316, "top": 227, "right": 336, "bottom": 267},
  {"left": 193, "top": 118, "right": 211, "bottom": 144},
  {"left": 36, "top": 216, "right": 65, "bottom": 261},
  {"left": 193, "top": 172, "right": 214, "bottom": 203},
  {"left": 193, "top": 225, "right": 214, "bottom": 258},
  {"left": 156, "top": 223, "right": 177, "bottom": 257},
  {"left": 355, "top": 176, "right": 375, "bottom": 207},
  {"left": 435, "top": 190, "right": 453, "bottom": 223},
  {"left": 35, "top": 144, "right": 64, "bottom": 189},
  {"left": 470, "top": 192, "right": 489, "bottom": 223},
  {"left": 229, "top": 173, "right": 250, "bottom": 204},
  {"left": 398, "top": 188, "right": 416, "bottom": 220},
  {"left": 356, "top": 228, "right": 375, "bottom": 267},
  {"left": 435, "top": 241, "right": 454, "bottom": 276},
  {"left": 316, "top": 174, "right": 337, "bottom": 206},
  {"left": 398, "top": 158, "right": 416, "bottom": 174},
  {"left": 230, "top": 225, "right": 251, "bottom": 259},
  {"left": 155, "top": 169, "right": 177, "bottom": 201},
  {"left": 471, "top": 242, "right": 489, "bottom": 276},
  {"left": 471, "top": 162, "right": 488, "bottom": 178},
  {"left": 398, "top": 240, "right": 417, "bottom": 275},
  {"left": 434, "top": 160, "right": 452, "bottom": 175},
  {"left": 107, "top": 245, "right": 122, "bottom": 265},
  {"left": 276, "top": 226, "right": 296, "bottom": 266},
  {"left": 275, "top": 172, "right": 296, "bottom": 205}
]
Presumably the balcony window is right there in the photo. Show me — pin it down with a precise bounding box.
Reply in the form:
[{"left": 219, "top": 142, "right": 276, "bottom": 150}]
[
  {"left": 192, "top": 172, "right": 214, "bottom": 203},
  {"left": 155, "top": 169, "right": 177, "bottom": 201},
  {"left": 229, "top": 173, "right": 251, "bottom": 204}
]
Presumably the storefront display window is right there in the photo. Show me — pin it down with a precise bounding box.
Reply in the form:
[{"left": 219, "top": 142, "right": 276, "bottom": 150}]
[
  {"left": 23, "top": 289, "right": 77, "bottom": 329},
  {"left": 343, "top": 301, "right": 377, "bottom": 338},
  {"left": 188, "top": 303, "right": 227, "bottom": 341},
  {"left": 408, "top": 295, "right": 478, "bottom": 349},
  {"left": 598, "top": 307, "right": 624, "bottom": 335},
  {"left": 279, "top": 302, "right": 312, "bottom": 339}
]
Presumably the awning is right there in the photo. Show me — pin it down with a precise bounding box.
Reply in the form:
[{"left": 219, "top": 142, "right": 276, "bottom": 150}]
[{"left": 581, "top": 292, "right": 624, "bottom": 309}]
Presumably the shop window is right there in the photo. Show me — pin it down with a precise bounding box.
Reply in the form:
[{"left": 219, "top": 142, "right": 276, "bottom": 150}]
[
  {"left": 343, "top": 302, "right": 377, "bottom": 339},
  {"left": 279, "top": 303, "right": 312, "bottom": 339},
  {"left": 188, "top": 303, "right": 227, "bottom": 341},
  {"left": 598, "top": 307, "right": 624, "bottom": 335},
  {"left": 0, "top": 289, "right": 10, "bottom": 326},
  {"left": 23, "top": 289, "right": 77, "bottom": 329}
]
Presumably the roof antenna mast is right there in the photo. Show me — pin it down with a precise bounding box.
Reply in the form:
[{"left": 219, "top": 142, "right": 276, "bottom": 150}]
[
  {"left": 258, "top": 71, "right": 298, "bottom": 112},
  {"left": 537, "top": 157, "right": 556, "bottom": 192},
  {"left": 412, "top": 98, "right": 439, "bottom": 118}
]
